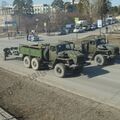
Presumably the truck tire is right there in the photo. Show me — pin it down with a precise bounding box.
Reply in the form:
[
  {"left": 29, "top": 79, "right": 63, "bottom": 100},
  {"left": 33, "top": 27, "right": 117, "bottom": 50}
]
[
  {"left": 23, "top": 56, "right": 31, "bottom": 68},
  {"left": 94, "top": 54, "right": 105, "bottom": 66},
  {"left": 31, "top": 58, "right": 39, "bottom": 70},
  {"left": 54, "top": 63, "right": 66, "bottom": 78}
]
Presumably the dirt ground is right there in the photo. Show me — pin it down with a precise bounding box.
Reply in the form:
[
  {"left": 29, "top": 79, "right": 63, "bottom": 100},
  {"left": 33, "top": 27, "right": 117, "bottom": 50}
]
[
  {"left": 108, "top": 34, "right": 120, "bottom": 46},
  {"left": 1, "top": 68, "right": 120, "bottom": 120}
]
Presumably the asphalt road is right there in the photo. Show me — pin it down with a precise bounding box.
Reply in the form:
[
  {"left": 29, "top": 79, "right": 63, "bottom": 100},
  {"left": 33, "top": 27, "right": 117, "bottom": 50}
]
[{"left": 1, "top": 26, "right": 120, "bottom": 110}]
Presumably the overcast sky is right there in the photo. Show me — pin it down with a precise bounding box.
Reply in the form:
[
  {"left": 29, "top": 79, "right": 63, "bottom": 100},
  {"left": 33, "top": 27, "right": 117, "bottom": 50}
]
[{"left": 2, "top": 0, "right": 120, "bottom": 6}]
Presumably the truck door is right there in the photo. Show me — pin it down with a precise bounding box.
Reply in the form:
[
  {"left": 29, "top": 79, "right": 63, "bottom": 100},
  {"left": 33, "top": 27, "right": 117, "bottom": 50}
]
[
  {"left": 49, "top": 46, "right": 57, "bottom": 63},
  {"left": 89, "top": 40, "right": 96, "bottom": 55}
]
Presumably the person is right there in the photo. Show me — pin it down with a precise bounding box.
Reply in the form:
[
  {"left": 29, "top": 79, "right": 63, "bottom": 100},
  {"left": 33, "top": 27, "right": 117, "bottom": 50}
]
[
  {"left": 106, "top": 26, "right": 108, "bottom": 34},
  {"left": 26, "top": 29, "right": 29, "bottom": 41},
  {"left": 8, "top": 32, "right": 10, "bottom": 40}
]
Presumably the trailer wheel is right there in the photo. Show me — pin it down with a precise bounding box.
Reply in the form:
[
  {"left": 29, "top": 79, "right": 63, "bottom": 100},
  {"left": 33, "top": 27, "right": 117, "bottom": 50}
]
[
  {"left": 54, "top": 63, "right": 66, "bottom": 78},
  {"left": 94, "top": 54, "right": 105, "bottom": 66},
  {"left": 31, "top": 58, "right": 39, "bottom": 70},
  {"left": 23, "top": 56, "right": 31, "bottom": 68}
]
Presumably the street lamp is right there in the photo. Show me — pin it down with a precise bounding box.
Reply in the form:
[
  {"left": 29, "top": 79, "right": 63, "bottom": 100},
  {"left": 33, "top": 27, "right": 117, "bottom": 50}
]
[{"left": 35, "top": 18, "right": 39, "bottom": 32}]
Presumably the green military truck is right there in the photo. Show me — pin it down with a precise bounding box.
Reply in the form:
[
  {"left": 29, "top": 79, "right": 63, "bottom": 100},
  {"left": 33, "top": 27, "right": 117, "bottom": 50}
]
[
  {"left": 3, "top": 41, "right": 85, "bottom": 77},
  {"left": 78, "top": 35, "right": 119, "bottom": 65}
]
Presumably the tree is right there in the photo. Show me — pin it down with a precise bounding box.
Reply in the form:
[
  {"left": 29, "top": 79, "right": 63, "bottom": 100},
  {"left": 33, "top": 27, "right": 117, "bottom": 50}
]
[
  {"left": 24, "top": 0, "right": 34, "bottom": 15},
  {"left": 77, "top": 0, "right": 91, "bottom": 20},
  {"left": 64, "top": 2, "right": 76, "bottom": 12},
  {"left": 51, "top": 0, "right": 64, "bottom": 9},
  {"left": 97, "top": 0, "right": 112, "bottom": 19},
  {"left": 77, "top": 0, "right": 112, "bottom": 21},
  {"left": 72, "top": 0, "right": 75, "bottom": 5},
  {"left": 13, "top": 0, "right": 33, "bottom": 31},
  {"left": 13, "top": 0, "right": 33, "bottom": 15},
  {"left": 13, "top": 0, "right": 25, "bottom": 15}
]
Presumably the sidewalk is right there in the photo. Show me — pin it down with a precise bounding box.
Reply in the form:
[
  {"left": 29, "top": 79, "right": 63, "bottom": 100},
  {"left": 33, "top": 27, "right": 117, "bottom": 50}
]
[{"left": 0, "top": 108, "right": 17, "bottom": 120}]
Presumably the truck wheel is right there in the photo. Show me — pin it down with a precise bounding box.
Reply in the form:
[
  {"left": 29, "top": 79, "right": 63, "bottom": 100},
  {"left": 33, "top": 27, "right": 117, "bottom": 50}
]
[
  {"left": 31, "top": 58, "right": 39, "bottom": 70},
  {"left": 94, "top": 54, "right": 105, "bottom": 66},
  {"left": 54, "top": 63, "right": 66, "bottom": 78},
  {"left": 23, "top": 56, "right": 31, "bottom": 68}
]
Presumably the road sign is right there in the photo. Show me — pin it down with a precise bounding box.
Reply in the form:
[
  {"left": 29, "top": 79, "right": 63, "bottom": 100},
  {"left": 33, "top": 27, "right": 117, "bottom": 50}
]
[
  {"left": 44, "top": 22, "right": 47, "bottom": 27},
  {"left": 97, "top": 19, "right": 102, "bottom": 28}
]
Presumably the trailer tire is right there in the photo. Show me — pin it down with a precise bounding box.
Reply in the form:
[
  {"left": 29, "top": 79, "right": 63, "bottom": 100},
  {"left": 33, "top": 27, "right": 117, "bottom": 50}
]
[
  {"left": 54, "top": 63, "right": 66, "bottom": 78},
  {"left": 31, "top": 58, "right": 39, "bottom": 70},
  {"left": 94, "top": 54, "right": 105, "bottom": 66},
  {"left": 23, "top": 56, "right": 31, "bottom": 68}
]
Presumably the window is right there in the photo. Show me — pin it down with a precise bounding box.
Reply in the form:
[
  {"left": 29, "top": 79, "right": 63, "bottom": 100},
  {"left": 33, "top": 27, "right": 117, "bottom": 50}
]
[
  {"left": 50, "top": 46, "right": 56, "bottom": 51},
  {"left": 90, "top": 41, "right": 95, "bottom": 45},
  {"left": 57, "top": 43, "right": 72, "bottom": 52}
]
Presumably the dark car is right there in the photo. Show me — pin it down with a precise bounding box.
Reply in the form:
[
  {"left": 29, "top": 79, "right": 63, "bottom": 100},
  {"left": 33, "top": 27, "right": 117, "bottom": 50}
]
[
  {"left": 65, "top": 24, "right": 74, "bottom": 33},
  {"left": 58, "top": 28, "right": 67, "bottom": 35},
  {"left": 90, "top": 24, "right": 97, "bottom": 30}
]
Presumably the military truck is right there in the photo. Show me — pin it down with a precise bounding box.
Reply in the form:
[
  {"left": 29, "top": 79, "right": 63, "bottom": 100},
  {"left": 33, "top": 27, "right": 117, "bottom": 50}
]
[
  {"left": 79, "top": 35, "right": 119, "bottom": 65},
  {"left": 3, "top": 41, "right": 85, "bottom": 78}
]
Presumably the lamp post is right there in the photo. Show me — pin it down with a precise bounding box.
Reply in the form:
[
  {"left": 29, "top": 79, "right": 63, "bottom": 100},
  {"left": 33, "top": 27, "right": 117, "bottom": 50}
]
[{"left": 35, "top": 18, "right": 39, "bottom": 33}]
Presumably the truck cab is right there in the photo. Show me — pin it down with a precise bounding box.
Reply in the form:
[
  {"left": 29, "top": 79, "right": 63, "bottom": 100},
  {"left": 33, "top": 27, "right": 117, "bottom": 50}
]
[{"left": 80, "top": 35, "right": 119, "bottom": 65}]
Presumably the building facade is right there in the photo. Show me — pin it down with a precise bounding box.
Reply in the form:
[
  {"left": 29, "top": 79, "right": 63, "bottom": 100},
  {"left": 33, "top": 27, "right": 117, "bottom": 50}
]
[
  {"left": 0, "top": 6, "right": 14, "bottom": 15},
  {"left": 33, "top": 4, "right": 55, "bottom": 14},
  {"left": 69, "top": 0, "right": 79, "bottom": 4}
]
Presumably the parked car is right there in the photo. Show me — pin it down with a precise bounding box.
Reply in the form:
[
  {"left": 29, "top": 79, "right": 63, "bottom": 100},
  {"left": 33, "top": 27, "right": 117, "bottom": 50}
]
[
  {"left": 90, "top": 24, "right": 97, "bottom": 30},
  {"left": 65, "top": 24, "right": 74, "bottom": 33},
  {"left": 58, "top": 28, "right": 67, "bottom": 35},
  {"left": 73, "top": 27, "right": 84, "bottom": 33}
]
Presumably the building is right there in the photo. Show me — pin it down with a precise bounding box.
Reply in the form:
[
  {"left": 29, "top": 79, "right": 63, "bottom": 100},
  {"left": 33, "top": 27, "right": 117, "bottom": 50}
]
[
  {"left": 33, "top": 4, "right": 55, "bottom": 14},
  {"left": 69, "top": 0, "right": 79, "bottom": 4},
  {"left": 0, "top": 6, "right": 15, "bottom": 30},
  {"left": 0, "top": 5, "right": 14, "bottom": 15}
]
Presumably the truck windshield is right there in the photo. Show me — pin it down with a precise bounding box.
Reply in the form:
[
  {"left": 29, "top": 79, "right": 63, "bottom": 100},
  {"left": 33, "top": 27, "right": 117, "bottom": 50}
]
[
  {"left": 57, "top": 43, "right": 73, "bottom": 52},
  {"left": 96, "top": 39, "right": 106, "bottom": 46}
]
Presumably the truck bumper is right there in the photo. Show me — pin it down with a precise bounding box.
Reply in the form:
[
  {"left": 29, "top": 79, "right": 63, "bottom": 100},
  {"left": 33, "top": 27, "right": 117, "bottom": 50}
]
[
  {"left": 66, "top": 64, "right": 83, "bottom": 72},
  {"left": 107, "top": 55, "right": 116, "bottom": 59}
]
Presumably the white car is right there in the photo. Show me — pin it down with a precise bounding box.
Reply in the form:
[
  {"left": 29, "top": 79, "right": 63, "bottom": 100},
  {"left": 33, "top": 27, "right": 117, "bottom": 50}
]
[{"left": 73, "top": 27, "right": 84, "bottom": 33}]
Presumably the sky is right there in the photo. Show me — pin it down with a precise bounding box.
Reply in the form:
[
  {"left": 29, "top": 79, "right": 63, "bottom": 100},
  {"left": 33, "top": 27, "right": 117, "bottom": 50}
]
[{"left": 1, "top": 0, "right": 120, "bottom": 6}]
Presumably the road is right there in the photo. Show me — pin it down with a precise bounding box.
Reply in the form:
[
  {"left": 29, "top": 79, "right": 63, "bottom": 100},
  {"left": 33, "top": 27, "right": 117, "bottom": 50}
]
[{"left": 1, "top": 26, "right": 120, "bottom": 110}]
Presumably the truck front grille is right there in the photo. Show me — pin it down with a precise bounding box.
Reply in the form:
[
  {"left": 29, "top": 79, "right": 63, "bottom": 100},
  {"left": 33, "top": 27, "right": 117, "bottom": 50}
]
[{"left": 114, "top": 48, "right": 119, "bottom": 55}]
